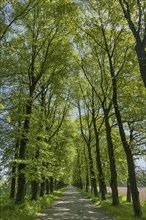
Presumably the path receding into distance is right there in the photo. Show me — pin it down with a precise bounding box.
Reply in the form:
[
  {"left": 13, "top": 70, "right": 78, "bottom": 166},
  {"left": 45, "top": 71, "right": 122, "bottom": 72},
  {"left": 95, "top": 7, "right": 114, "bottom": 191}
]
[{"left": 36, "top": 186, "right": 115, "bottom": 220}]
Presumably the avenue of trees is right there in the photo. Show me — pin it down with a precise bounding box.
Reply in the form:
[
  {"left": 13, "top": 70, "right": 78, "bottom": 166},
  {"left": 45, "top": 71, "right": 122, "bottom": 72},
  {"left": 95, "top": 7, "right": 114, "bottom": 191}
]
[{"left": 0, "top": 0, "right": 146, "bottom": 218}]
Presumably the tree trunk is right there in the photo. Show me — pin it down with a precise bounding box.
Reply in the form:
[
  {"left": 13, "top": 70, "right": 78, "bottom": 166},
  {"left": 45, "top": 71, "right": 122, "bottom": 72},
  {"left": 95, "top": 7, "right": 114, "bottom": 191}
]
[
  {"left": 15, "top": 102, "right": 32, "bottom": 204},
  {"left": 91, "top": 184, "right": 93, "bottom": 194},
  {"left": 104, "top": 109, "right": 119, "bottom": 205},
  {"left": 9, "top": 166, "right": 16, "bottom": 199},
  {"left": 50, "top": 176, "right": 54, "bottom": 193},
  {"left": 91, "top": 90, "right": 106, "bottom": 200},
  {"left": 85, "top": 175, "right": 89, "bottom": 192},
  {"left": 78, "top": 154, "right": 83, "bottom": 189},
  {"left": 15, "top": 163, "right": 26, "bottom": 204},
  {"left": 40, "top": 178, "right": 45, "bottom": 197},
  {"left": 31, "top": 144, "right": 40, "bottom": 200},
  {"left": 54, "top": 179, "right": 57, "bottom": 190},
  {"left": 87, "top": 143, "right": 98, "bottom": 197},
  {"left": 10, "top": 140, "right": 19, "bottom": 199},
  {"left": 83, "top": 144, "right": 89, "bottom": 192},
  {"left": 92, "top": 177, "right": 98, "bottom": 197},
  {"left": 112, "top": 77, "right": 142, "bottom": 216},
  {"left": 127, "top": 177, "right": 131, "bottom": 202},
  {"left": 135, "top": 43, "right": 146, "bottom": 87},
  {"left": 93, "top": 121, "right": 106, "bottom": 200},
  {"left": 46, "top": 178, "right": 50, "bottom": 194},
  {"left": 119, "top": 0, "right": 146, "bottom": 87},
  {"left": 95, "top": 134, "right": 106, "bottom": 200},
  {"left": 31, "top": 180, "right": 39, "bottom": 200},
  {"left": 104, "top": 184, "right": 107, "bottom": 194}
]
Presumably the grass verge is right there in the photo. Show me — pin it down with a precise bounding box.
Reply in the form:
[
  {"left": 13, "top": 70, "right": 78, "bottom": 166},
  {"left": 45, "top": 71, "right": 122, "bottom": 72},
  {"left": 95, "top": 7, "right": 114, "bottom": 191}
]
[
  {"left": 79, "top": 189, "right": 146, "bottom": 220},
  {"left": 0, "top": 188, "right": 66, "bottom": 220}
]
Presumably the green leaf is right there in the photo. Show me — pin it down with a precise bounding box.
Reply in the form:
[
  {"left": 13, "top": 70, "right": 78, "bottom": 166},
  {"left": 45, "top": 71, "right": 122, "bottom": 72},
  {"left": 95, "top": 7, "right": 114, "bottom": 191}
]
[{"left": 0, "top": 104, "right": 4, "bottom": 110}]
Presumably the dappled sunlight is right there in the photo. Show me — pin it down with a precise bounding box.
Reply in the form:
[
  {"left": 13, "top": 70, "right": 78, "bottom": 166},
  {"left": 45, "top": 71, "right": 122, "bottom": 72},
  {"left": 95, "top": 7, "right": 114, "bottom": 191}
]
[
  {"left": 54, "top": 200, "right": 74, "bottom": 204},
  {"left": 36, "top": 213, "right": 48, "bottom": 217},
  {"left": 79, "top": 198, "right": 89, "bottom": 201},
  {"left": 88, "top": 211, "right": 95, "bottom": 214},
  {"left": 36, "top": 187, "right": 115, "bottom": 220}
]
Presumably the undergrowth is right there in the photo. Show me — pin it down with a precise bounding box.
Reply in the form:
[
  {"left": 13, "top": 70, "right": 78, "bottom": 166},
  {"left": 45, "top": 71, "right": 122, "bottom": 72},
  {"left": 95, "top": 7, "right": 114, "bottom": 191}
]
[
  {"left": 79, "top": 189, "right": 146, "bottom": 220},
  {"left": 0, "top": 188, "right": 66, "bottom": 220}
]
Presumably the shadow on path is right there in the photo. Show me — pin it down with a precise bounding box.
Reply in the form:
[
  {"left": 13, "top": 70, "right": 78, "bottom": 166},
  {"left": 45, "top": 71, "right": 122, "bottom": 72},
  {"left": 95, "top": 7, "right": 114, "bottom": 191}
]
[{"left": 36, "top": 186, "right": 115, "bottom": 220}]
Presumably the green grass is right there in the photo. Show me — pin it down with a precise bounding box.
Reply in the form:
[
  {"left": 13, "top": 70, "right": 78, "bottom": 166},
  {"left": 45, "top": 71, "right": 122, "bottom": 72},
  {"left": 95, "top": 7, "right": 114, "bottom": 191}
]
[
  {"left": 0, "top": 188, "right": 66, "bottom": 220},
  {"left": 79, "top": 190, "right": 146, "bottom": 220}
]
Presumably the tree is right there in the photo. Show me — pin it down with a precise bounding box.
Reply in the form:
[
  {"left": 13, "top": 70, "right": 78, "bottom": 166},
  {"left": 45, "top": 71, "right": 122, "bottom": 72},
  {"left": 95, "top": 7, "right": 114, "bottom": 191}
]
[
  {"left": 119, "top": 0, "right": 146, "bottom": 87},
  {"left": 98, "top": 11, "right": 143, "bottom": 217},
  {"left": 0, "top": 2, "right": 145, "bottom": 218},
  {"left": 77, "top": 89, "right": 98, "bottom": 197},
  {"left": 0, "top": 0, "right": 78, "bottom": 204},
  {"left": 73, "top": 0, "right": 144, "bottom": 214},
  {"left": 0, "top": 1, "right": 38, "bottom": 41}
]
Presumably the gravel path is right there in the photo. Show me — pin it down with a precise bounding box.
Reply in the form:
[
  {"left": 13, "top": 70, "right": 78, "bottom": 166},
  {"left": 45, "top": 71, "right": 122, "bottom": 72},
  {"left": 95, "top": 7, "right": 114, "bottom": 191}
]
[{"left": 35, "top": 186, "right": 115, "bottom": 220}]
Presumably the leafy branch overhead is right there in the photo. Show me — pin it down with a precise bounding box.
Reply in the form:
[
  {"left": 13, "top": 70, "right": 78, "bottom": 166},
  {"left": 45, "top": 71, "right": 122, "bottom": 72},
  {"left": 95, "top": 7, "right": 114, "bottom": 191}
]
[{"left": 0, "top": 0, "right": 145, "bottom": 218}]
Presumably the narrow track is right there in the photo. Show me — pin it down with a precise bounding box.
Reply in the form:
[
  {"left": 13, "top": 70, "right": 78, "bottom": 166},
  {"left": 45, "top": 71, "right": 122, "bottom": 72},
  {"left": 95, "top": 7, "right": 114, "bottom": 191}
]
[{"left": 36, "top": 186, "right": 115, "bottom": 220}]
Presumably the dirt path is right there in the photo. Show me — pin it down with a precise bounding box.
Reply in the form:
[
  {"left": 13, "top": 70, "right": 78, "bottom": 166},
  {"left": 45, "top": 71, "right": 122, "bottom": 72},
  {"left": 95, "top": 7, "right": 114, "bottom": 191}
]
[{"left": 35, "top": 186, "right": 115, "bottom": 220}]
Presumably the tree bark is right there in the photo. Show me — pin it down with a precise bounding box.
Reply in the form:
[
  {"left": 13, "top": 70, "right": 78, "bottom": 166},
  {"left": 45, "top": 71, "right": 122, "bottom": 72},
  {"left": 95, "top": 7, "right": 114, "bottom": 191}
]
[
  {"left": 104, "top": 108, "right": 119, "bottom": 205},
  {"left": 84, "top": 144, "right": 89, "bottom": 192},
  {"left": 87, "top": 143, "right": 98, "bottom": 197},
  {"left": 85, "top": 174, "right": 89, "bottom": 192},
  {"left": 46, "top": 178, "right": 50, "bottom": 194},
  {"left": 40, "top": 178, "right": 45, "bottom": 197},
  {"left": 31, "top": 180, "right": 39, "bottom": 200},
  {"left": 50, "top": 176, "right": 54, "bottom": 193},
  {"left": 135, "top": 43, "right": 146, "bottom": 87},
  {"left": 31, "top": 143, "right": 40, "bottom": 200},
  {"left": 10, "top": 140, "right": 19, "bottom": 199},
  {"left": 9, "top": 166, "right": 16, "bottom": 199},
  {"left": 127, "top": 177, "right": 131, "bottom": 202},
  {"left": 15, "top": 101, "right": 32, "bottom": 204},
  {"left": 94, "top": 130, "right": 106, "bottom": 200},
  {"left": 92, "top": 122, "right": 106, "bottom": 198},
  {"left": 91, "top": 89, "right": 106, "bottom": 200},
  {"left": 54, "top": 179, "right": 57, "bottom": 190},
  {"left": 112, "top": 76, "right": 142, "bottom": 216},
  {"left": 77, "top": 151, "right": 83, "bottom": 189},
  {"left": 77, "top": 98, "right": 98, "bottom": 196},
  {"left": 119, "top": 0, "right": 146, "bottom": 87},
  {"left": 15, "top": 163, "right": 26, "bottom": 204}
]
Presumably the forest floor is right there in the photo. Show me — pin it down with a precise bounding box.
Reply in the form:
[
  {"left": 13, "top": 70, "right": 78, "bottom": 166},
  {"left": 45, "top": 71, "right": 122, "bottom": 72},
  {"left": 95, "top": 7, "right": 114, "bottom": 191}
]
[{"left": 35, "top": 186, "right": 115, "bottom": 220}]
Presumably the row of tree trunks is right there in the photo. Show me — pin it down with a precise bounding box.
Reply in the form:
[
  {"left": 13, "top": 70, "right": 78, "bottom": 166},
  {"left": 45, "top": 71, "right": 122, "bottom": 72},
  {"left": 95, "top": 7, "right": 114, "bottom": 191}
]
[
  {"left": 32, "top": 177, "right": 65, "bottom": 199},
  {"left": 103, "top": 107, "right": 119, "bottom": 206},
  {"left": 91, "top": 89, "right": 106, "bottom": 200},
  {"left": 78, "top": 88, "right": 106, "bottom": 199},
  {"left": 87, "top": 143, "right": 98, "bottom": 197},
  {"left": 32, "top": 177, "right": 54, "bottom": 199},
  {"left": 94, "top": 127, "right": 106, "bottom": 200},
  {"left": 84, "top": 145, "right": 89, "bottom": 193},
  {"left": 99, "top": 19, "right": 142, "bottom": 215},
  {"left": 10, "top": 175, "right": 57, "bottom": 201}
]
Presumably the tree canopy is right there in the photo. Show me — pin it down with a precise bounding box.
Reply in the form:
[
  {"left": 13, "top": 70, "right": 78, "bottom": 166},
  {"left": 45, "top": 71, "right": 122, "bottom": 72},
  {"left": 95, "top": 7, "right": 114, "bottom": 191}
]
[{"left": 0, "top": 0, "right": 145, "bottom": 218}]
